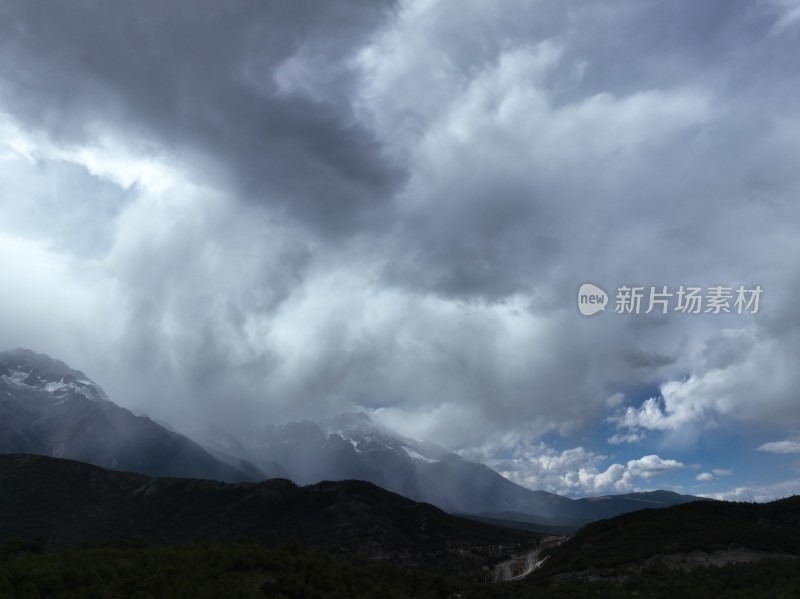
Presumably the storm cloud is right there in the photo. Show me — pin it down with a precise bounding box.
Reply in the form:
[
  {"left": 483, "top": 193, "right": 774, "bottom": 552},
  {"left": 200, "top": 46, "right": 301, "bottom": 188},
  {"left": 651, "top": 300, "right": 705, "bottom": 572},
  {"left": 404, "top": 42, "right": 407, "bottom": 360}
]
[{"left": 2, "top": 0, "right": 800, "bottom": 497}]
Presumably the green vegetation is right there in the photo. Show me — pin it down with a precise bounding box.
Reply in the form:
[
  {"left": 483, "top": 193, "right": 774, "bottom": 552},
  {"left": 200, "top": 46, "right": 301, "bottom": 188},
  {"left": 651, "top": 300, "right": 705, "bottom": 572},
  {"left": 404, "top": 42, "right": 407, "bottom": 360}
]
[
  {"left": 470, "top": 558, "right": 800, "bottom": 598},
  {"left": 0, "top": 538, "right": 465, "bottom": 599},
  {"left": 1, "top": 538, "right": 798, "bottom": 598}
]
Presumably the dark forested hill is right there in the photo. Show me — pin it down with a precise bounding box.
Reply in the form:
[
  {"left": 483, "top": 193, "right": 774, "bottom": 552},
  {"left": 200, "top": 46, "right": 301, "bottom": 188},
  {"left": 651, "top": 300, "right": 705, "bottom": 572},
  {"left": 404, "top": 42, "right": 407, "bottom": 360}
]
[
  {"left": 539, "top": 495, "right": 800, "bottom": 577},
  {"left": 0, "top": 453, "right": 536, "bottom": 574}
]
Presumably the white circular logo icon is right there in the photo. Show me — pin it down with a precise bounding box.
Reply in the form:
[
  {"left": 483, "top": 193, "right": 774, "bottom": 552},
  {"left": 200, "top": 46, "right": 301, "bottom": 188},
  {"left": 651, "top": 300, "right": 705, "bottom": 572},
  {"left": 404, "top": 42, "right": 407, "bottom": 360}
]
[{"left": 578, "top": 283, "right": 608, "bottom": 316}]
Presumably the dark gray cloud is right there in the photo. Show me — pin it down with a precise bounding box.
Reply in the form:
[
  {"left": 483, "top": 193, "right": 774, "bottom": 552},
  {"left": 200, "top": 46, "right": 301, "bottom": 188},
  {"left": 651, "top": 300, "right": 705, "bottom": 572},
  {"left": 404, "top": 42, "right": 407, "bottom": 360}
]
[{"left": 0, "top": 0, "right": 402, "bottom": 234}]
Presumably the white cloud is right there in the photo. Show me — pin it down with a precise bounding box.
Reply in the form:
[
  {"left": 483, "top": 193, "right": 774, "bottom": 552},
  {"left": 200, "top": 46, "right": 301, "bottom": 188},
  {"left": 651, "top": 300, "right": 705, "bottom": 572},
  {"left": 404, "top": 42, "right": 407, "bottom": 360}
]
[
  {"left": 626, "top": 455, "right": 685, "bottom": 479},
  {"left": 701, "top": 479, "right": 800, "bottom": 502},
  {"left": 757, "top": 440, "right": 800, "bottom": 454},
  {"left": 696, "top": 472, "right": 714, "bottom": 481},
  {"left": 609, "top": 325, "right": 800, "bottom": 445},
  {"left": 608, "top": 432, "right": 645, "bottom": 445},
  {"left": 0, "top": 233, "right": 120, "bottom": 369},
  {"left": 459, "top": 434, "right": 684, "bottom": 497}
]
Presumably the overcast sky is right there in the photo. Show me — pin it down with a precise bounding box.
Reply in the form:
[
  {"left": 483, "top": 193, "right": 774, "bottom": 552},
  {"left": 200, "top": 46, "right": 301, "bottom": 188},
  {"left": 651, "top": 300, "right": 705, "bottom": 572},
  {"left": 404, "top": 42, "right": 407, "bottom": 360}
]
[{"left": 2, "top": 0, "right": 800, "bottom": 500}]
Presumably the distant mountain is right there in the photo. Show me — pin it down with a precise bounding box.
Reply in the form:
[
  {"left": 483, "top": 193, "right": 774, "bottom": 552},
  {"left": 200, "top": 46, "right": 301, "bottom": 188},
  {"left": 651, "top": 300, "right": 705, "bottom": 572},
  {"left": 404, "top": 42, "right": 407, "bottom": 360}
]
[
  {"left": 237, "top": 412, "right": 572, "bottom": 517},
  {"left": 225, "top": 412, "right": 702, "bottom": 525},
  {"left": 0, "top": 349, "right": 258, "bottom": 482},
  {"left": 0, "top": 454, "right": 535, "bottom": 573},
  {"left": 477, "top": 490, "right": 704, "bottom": 528},
  {"left": 565, "top": 489, "right": 703, "bottom": 524},
  {"left": 190, "top": 423, "right": 291, "bottom": 479}
]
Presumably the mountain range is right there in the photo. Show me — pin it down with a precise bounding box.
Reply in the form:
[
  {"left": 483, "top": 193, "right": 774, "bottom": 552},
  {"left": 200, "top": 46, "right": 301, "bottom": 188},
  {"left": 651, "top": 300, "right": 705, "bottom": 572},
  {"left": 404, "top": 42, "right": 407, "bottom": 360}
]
[
  {"left": 198, "top": 411, "right": 573, "bottom": 517},
  {"left": 0, "top": 348, "right": 703, "bottom": 529},
  {"left": 194, "top": 412, "right": 702, "bottom": 526}
]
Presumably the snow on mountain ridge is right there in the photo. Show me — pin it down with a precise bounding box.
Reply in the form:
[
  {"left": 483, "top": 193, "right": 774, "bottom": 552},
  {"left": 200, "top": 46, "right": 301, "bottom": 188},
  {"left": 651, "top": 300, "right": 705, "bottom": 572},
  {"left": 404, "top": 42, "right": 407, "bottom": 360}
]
[
  {"left": 319, "top": 412, "right": 445, "bottom": 463},
  {"left": 0, "top": 348, "right": 110, "bottom": 403},
  {"left": 0, "top": 348, "right": 258, "bottom": 482},
  {"left": 1, "top": 367, "right": 109, "bottom": 403},
  {"left": 401, "top": 446, "right": 439, "bottom": 464}
]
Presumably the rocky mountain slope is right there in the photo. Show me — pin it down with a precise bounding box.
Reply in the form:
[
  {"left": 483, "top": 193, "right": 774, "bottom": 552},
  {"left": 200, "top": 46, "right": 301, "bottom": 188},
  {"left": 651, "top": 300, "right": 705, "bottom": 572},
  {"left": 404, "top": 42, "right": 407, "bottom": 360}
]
[{"left": 0, "top": 349, "right": 259, "bottom": 482}]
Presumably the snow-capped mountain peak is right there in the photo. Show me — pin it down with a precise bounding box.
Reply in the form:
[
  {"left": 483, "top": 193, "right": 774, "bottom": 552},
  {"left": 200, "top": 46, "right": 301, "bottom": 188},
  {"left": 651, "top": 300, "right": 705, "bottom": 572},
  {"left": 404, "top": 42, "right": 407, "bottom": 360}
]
[
  {"left": 318, "top": 412, "right": 444, "bottom": 463},
  {"left": 0, "top": 348, "right": 109, "bottom": 403},
  {"left": 248, "top": 411, "right": 570, "bottom": 515},
  {"left": 0, "top": 348, "right": 259, "bottom": 482}
]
